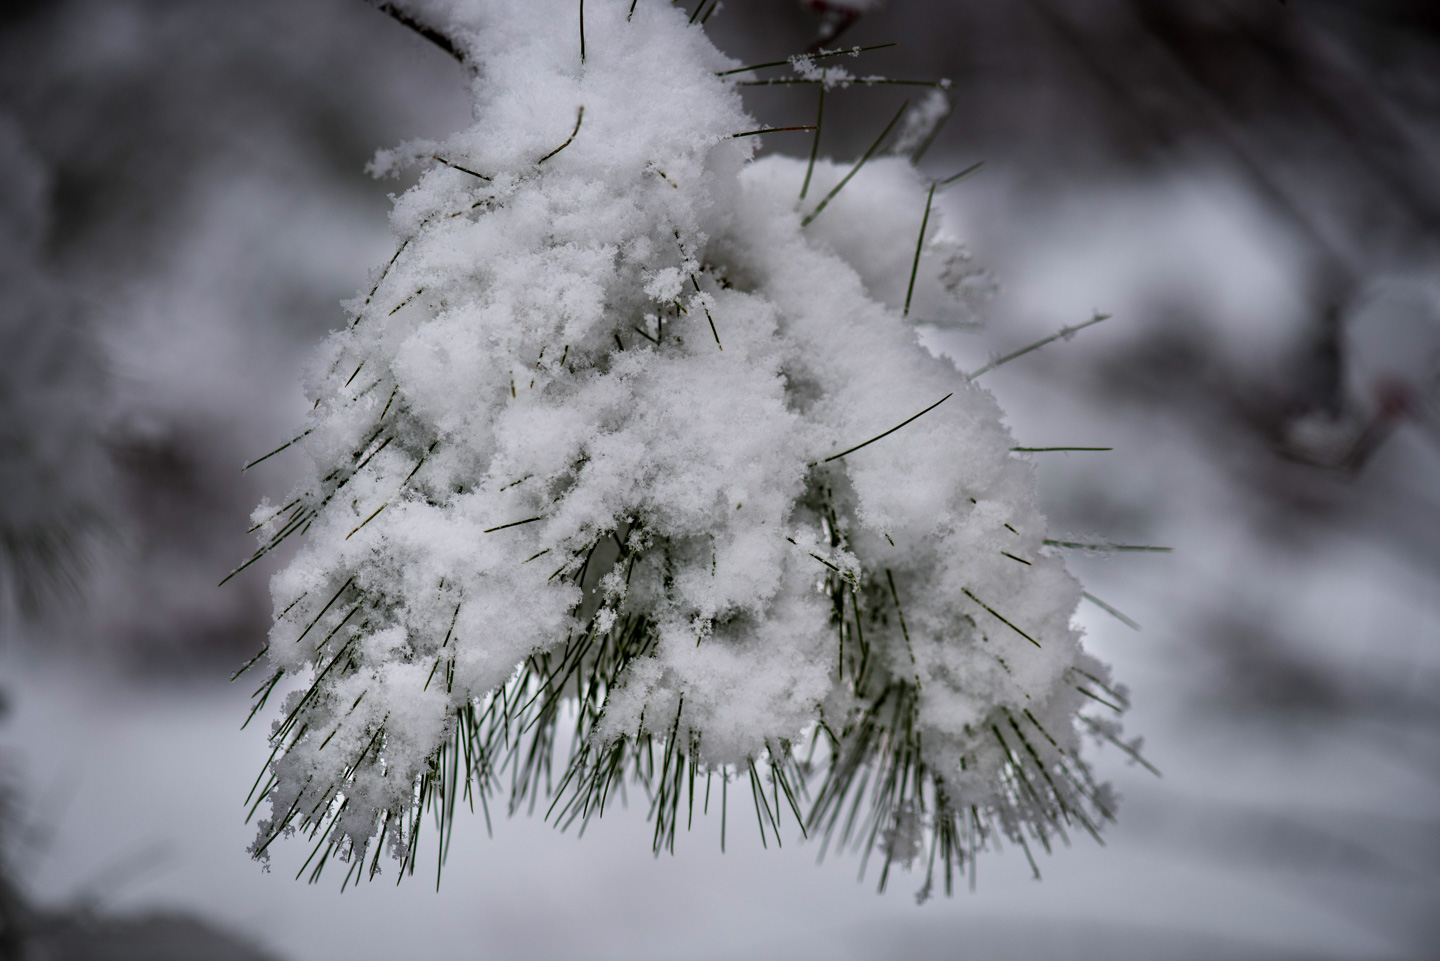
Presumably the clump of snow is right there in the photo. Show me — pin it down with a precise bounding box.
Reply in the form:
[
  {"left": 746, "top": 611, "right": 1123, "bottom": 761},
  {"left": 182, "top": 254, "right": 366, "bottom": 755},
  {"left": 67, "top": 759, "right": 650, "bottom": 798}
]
[
  {"left": 246, "top": 0, "right": 1122, "bottom": 893},
  {"left": 890, "top": 88, "right": 950, "bottom": 157},
  {"left": 796, "top": 156, "right": 993, "bottom": 325}
]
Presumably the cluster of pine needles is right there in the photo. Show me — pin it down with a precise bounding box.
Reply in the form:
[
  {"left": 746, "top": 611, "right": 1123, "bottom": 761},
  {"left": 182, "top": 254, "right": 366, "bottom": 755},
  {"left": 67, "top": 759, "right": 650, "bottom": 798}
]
[{"left": 231, "top": 4, "right": 1161, "bottom": 896}]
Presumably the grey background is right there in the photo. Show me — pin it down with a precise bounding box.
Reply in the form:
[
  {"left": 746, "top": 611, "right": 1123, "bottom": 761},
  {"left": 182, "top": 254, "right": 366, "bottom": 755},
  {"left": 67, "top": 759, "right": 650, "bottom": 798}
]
[{"left": 1, "top": 1, "right": 1437, "bottom": 958}]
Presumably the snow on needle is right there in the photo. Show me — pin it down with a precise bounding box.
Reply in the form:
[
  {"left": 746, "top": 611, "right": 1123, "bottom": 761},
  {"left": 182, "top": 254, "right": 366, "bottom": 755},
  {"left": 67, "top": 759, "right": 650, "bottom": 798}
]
[
  {"left": 731, "top": 125, "right": 817, "bottom": 138},
  {"left": 967, "top": 312, "right": 1111, "bottom": 381},
  {"left": 432, "top": 155, "right": 491, "bottom": 180},
  {"left": 233, "top": 0, "right": 1137, "bottom": 899},
  {"left": 716, "top": 42, "right": 899, "bottom": 77},
  {"left": 802, "top": 99, "right": 908, "bottom": 227}
]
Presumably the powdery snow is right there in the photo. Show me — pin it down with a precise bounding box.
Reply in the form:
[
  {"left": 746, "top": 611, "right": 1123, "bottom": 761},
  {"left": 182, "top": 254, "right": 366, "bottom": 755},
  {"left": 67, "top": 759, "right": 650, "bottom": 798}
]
[{"left": 244, "top": 0, "right": 1123, "bottom": 895}]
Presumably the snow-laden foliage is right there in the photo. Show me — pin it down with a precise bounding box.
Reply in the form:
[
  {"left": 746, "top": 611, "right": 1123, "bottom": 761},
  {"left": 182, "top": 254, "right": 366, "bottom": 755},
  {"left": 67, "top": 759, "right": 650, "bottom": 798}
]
[{"left": 242, "top": 0, "right": 1129, "bottom": 895}]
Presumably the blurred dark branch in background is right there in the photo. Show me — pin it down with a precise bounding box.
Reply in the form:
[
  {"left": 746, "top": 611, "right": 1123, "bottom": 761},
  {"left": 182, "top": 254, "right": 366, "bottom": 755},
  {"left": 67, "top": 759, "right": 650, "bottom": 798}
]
[
  {"left": 914, "top": 0, "right": 1440, "bottom": 470},
  {"left": 801, "top": 1, "right": 865, "bottom": 51},
  {"left": 754, "top": 0, "right": 1440, "bottom": 426}
]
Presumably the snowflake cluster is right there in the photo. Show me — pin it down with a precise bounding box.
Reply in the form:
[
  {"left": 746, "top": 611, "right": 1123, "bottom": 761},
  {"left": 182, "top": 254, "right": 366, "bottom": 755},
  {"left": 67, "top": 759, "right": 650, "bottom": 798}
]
[{"left": 243, "top": 0, "right": 1125, "bottom": 895}]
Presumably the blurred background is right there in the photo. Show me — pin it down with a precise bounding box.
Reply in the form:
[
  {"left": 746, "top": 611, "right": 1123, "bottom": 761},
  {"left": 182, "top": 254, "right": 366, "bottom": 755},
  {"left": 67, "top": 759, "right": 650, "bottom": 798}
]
[{"left": 1, "top": 0, "right": 1437, "bottom": 957}]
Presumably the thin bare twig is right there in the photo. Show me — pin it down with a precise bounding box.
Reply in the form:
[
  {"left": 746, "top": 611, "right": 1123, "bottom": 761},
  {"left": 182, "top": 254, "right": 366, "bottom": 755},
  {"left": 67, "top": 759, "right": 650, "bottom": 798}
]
[{"left": 365, "top": 1, "right": 467, "bottom": 66}]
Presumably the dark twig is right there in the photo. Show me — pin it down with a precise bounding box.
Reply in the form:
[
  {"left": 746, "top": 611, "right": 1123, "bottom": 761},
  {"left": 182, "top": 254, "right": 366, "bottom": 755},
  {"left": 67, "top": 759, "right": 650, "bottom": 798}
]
[
  {"left": 366, "top": 2, "right": 467, "bottom": 66},
  {"left": 807, "top": 7, "right": 863, "bottom": 52}
]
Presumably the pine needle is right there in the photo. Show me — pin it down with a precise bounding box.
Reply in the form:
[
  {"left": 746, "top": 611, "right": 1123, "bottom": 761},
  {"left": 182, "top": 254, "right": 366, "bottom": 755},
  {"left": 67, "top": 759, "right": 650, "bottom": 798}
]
[
  {"left": 967, "top": 312, "right": 1110, "bottom": 381},
  {"left": 716, "top": 42, "right": 898, "bottom": 77},
  {"left": 961, "top": 587, "right": 1041, "bottom": 648},
  {"left": 1044, "top": 540, "right": 1172, "bottom": 553},
  {"left": 538, "top": 106, "right": 585, "bottom": 164},
  {"left": 483, "top": 516, "right": 545, "bottom": 533},
  {"left": 802, "top": 100, "right": 909, "bottom": 227},
  {"left": 939, "top": 160, "right": 984, "bottom": 187},
  {"left": 801, "top": 80, "right": 825, "bottom": 200},
  {"left": 242, "top": 428, "right": 313, "bottom": 472},
  {"left": 731, "top": 125, "right": 817, "bottom": 138},
  {"left": 739, "top": 78, "right": 948, "bottom": 88},
  {"left": 903, "top": 182, "right": 936, "bottom": 318},
  {"left": 432, "top": 155, "right": 491, "bottom": 180},
  {"left": 819, "top": 392, "right": 952, "bottom": 463},
  {"left": 1081, "top": 592, "right": 1139, "bottom": 630}
]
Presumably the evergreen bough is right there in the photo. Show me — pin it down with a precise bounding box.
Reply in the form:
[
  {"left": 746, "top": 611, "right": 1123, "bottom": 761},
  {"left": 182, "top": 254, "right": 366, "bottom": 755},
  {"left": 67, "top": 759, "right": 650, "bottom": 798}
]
[{"left": 236, "top": 0, "right": 1142, "bottom": 898}]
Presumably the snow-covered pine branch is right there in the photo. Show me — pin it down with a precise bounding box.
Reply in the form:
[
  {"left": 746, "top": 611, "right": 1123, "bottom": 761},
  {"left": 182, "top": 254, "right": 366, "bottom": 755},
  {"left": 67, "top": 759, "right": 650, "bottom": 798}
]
[{"left": 240, "top": 0, "right": 1128, "bottom": 897}]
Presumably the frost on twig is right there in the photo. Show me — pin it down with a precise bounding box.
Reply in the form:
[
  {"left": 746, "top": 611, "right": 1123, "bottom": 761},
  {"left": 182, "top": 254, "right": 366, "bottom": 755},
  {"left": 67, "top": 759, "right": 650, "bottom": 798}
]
[{"left": 239, "top": 0, "right": 1133, "bottom": 897}]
